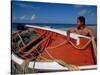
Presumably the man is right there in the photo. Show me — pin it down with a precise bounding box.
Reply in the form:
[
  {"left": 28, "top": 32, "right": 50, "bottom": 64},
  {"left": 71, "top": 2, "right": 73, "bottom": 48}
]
[
  {"left": 67, "top": 16, "right": 96, "bottom": 41},
  {"left": 67, "top": 16, "right": 97, "bottom": 58}
]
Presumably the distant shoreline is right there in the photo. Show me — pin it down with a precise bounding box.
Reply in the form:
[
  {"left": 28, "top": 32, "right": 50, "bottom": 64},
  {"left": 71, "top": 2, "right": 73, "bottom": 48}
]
[
  {"left": 12, "top": 22, "right": 97, "bottom": 26},
  {"left": 12, "top": 25, "right": 97, "bottom": 35},
  {"left": 12, "top": 23, "right": 97, "bottom": 32}
]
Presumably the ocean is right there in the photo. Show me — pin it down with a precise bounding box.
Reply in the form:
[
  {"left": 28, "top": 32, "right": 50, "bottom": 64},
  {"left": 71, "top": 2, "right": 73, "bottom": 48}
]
[{"left": 12, "top": 23, "right": 97, "bottom": 32}]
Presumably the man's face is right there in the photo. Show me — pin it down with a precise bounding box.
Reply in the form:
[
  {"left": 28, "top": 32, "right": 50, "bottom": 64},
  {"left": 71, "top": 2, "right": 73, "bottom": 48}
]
[{"left": 76, "top": 19, "right": 83, "bottom": 28}]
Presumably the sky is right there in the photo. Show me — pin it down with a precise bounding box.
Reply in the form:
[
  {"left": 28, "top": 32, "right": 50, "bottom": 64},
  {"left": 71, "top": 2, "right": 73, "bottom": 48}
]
[{"left": 12, "top": 1, "right": 97, "bottom": 24}]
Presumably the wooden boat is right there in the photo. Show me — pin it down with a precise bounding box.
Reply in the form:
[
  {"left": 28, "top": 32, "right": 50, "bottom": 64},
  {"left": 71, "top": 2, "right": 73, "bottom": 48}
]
[{"left": 12, "top": 25, "right": 97, "bottom": 72}]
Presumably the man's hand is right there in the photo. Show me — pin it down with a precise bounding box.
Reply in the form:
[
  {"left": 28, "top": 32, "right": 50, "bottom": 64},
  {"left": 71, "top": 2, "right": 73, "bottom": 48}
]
[{"left": 67, "top": 28, "right": 75, "bottom": 43}]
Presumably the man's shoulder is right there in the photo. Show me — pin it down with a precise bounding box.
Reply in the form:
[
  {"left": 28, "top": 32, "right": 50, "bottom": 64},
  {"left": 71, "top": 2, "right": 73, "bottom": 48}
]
[{"left": 85, "top": 26, "right": 93, "bottom": 32}]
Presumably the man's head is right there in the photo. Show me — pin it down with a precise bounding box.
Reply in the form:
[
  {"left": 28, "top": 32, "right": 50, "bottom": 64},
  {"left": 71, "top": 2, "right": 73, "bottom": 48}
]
[{"left": 77, "top": 16, "right": 85, "bottom": 28}]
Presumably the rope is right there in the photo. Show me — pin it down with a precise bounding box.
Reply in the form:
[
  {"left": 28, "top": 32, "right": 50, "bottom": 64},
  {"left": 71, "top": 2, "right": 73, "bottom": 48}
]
[
  {"left": 69, "top": 39, "right": 92, "bottom": 50},
  {"left": 45, "top": 49, "right": 55, "bottom": 59},
  {"left": 91, "top": 38, "right": 97, "bottom": 62},
  {"left": 46, "top": 38, "right": 92, "bottom": 50},
  {"left": 37, "top": 38, "right": 93, "bottom": 71},
  {"left": 92, "top": 38, "right": 97, "bottom": 53},
  {"left": 17, "top": 33, "right": 25, "bottom": 46},
  {"left": 43, "top": 36, "right": 55, "bottom": 60},
  {"left": 20, "top": 59, "right": 29, "bottom": 74},
  {"left": 55, "top": 60, "right": 80, "bottom": 71},
  {"left": 44, "top": 48, "right": 79, "bottom": 71},
  {"left": 12, "top": 33, "right": 24, "bottom": 54},
  {"left": 15, "top": 31, "right": 91, "bottom": 72},
  {"left": 36, "top": 49, "right": 80, "bottom": 71},
  {"left": 46, "top": 41, "right": 67, "bottom": 49}
]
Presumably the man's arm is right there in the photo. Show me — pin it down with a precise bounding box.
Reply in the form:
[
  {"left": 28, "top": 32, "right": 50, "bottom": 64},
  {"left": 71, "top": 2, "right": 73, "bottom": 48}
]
[
  {"left": 88, "top": 28, "right": 97, "bottom": 59},
  {"left": 67, "top": 28, "right": 75, "bottom": 42},
  {"left": 88, "top": 28, "right": 96, "bottom": 39}
]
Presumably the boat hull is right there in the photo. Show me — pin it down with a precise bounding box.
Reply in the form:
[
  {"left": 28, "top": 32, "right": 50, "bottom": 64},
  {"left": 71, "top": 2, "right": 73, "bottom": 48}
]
[{"left": 12, "top": 25, "right": 97, "bottom": 72}]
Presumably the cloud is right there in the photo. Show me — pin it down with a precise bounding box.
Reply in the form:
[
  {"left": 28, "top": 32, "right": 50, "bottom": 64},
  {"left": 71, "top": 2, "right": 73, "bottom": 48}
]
[
  {"left": 12, "top": 14, "right": 36, "bottom": 21},
  {"left": 30, "top": 14, "right": 36, "bottom": 20},
  {"left": 18, "top": 14, "right": 36, "bottom": 21},
  {"left": 12, "top": 16, "right": 26, "bottom": 20},
  {"left": 18, "top": 3, "right": 40, "bottom": 10},
  {"left": 78, "top": 9, "right": 96, "bottom": 17},
  {"left": 78, "top": 9, "right": 87, "bottom": 15},
  {"left": 20, "top": 15, "right": 26, "bottom": 20}
]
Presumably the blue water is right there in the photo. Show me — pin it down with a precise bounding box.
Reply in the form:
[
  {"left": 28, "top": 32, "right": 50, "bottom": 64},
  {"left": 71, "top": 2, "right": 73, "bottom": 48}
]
[{"left": 12, "top": 23, "right": 96, "bottom": 32}]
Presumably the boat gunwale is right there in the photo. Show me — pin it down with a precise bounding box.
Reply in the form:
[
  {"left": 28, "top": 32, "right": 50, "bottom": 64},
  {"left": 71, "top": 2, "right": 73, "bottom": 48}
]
[{"left": 12, "top": 25, "right": 97, "bottom": 71}]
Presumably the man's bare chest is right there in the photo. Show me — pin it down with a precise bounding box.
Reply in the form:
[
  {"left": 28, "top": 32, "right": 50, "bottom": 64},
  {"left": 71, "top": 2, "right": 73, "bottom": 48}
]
[{"left": 75, "top": 29, "right": 89, "bottom": 36}]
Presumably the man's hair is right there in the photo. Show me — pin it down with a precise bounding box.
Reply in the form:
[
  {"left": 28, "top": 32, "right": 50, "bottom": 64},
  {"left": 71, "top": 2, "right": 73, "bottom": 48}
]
[{"left": 77, "top": 16, "right": 85, "bottom": 25}]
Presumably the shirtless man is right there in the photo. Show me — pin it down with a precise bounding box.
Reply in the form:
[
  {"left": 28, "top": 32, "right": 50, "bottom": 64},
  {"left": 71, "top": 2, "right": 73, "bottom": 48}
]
[
  {"left": 67, "top": 16, "right": 97, "bottom": 57},
  {"left": 67, "top": 16, "right": 96, "bottom": 41}
]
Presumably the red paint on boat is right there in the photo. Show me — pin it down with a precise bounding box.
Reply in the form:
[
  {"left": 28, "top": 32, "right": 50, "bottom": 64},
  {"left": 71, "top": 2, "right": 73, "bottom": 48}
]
[
  {"left": 12, "top": 28, "right": 96, "bottom": 67},
  {"left": 32, "top": 29, "right": 96, "bottom": 66}
]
